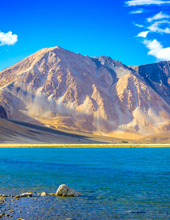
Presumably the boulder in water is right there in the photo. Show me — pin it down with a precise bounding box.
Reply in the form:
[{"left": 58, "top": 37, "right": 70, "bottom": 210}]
[{"left": 56, "top": 184, "right": 81, "bottom": 197}]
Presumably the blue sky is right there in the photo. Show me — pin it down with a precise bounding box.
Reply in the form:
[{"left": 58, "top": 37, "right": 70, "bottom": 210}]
[{"left": 0, "top": 0, "right": 170, "bottom": 70}]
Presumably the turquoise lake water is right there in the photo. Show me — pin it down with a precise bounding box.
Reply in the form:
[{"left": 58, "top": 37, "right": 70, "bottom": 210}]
[{"left": 0, "top": 147, "right": 170, "bottom": 219}]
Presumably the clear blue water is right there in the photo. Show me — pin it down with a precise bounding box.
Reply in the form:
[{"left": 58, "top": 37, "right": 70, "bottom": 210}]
[{"left": 0, "top": 147, "right": 170, "bottom": 219}]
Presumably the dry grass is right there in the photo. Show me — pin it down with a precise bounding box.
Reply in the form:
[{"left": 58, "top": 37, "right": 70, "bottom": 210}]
[{"left": 0, "top": 143, "right": 170, "bottom": 148}]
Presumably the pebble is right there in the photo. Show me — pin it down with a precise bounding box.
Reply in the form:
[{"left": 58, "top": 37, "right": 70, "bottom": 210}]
[
  {"left": 0, "top": 213, "right": 5, "bottom": 217},
  {"left": 40, "top": 192, "right": 47, "bottom": 196}
]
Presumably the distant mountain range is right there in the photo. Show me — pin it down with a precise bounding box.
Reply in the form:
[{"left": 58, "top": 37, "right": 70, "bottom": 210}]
[{"left": 0, "top": 46, "right": 170, "bottom": 140}]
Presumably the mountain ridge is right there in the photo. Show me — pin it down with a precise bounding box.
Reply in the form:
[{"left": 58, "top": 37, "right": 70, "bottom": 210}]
[{"left": 0, "top": 46, "right": 170, "bottom": 140}]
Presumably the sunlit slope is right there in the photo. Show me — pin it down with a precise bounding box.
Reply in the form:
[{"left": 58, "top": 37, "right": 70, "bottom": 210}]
[{"left": 0, "top": 46, "right": 170, "bottom": 139}]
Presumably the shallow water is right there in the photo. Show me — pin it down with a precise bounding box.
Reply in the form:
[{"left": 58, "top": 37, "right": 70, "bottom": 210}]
[{"left": 0, "top": 147, "right": 170, "bottom": 219}]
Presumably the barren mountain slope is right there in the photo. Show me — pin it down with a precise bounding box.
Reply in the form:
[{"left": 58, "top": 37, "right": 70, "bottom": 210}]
[
  {"left": 131, "top": 61, "right": 170, "bottom": 105},
  {"left": 0, "top": 118, "right": 103, "bottom": 144},
  {"left": 0, "top": 46, "right": 170, "bottom": 139}
]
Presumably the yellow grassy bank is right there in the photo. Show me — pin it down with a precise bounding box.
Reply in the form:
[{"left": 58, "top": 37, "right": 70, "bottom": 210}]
[{"left": 0, "top": 143, "right": 170, "bottom": 148}]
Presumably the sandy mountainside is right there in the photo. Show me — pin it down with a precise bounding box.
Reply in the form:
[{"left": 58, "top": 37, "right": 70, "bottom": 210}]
[
  {"left": 0, "top": 119, "right": 105, "bottom": 144},
  {"left": 0, "top": 46, "right": 170, "bottom": 140}
]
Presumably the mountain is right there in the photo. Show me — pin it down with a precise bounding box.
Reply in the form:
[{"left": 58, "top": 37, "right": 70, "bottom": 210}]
[
  {"left": 131, "top": 61, "right": 170, "bottom": 106},
  {"left": 0, "top": 46, "right": 170, "bottom": 140}
]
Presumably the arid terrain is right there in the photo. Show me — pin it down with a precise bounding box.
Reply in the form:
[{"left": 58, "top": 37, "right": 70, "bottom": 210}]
[{"left": 0, "top": 46, "right": 170, "bottom": 143}]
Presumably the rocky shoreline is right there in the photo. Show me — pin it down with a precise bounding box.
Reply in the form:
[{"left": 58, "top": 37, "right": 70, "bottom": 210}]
[
  {"left": 0, "top": 185, "right": 81, "bottom": 219},
  {"left": 0, "top": 194, "right": 17, "bottom": 218}
]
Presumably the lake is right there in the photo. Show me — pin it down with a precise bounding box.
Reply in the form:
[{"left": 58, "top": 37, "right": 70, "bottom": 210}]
[{"left": 0, "top": 147, "right": 170, "bottom": 219}]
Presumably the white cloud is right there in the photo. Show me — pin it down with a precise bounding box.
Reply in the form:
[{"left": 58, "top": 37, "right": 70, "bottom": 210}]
[
  {"left": 134, "top": 23, "right": 144, "bottom": 28},
  {"left": 126, "top": 0, "right": 170, "bottom": 6},
  {"left": 137, "top": 31, "right": 149, "bottom": 37},
  {"left": 148, "top": 20, "right": 170, "bottom": 33},
  {"left": 125, "top": 0, "right": 170, "bottom": 62},
  {"left": 144, "top": 39, "right": 170, "bottom": 60},
  {"left": 147, "top": 11, "right": 170, "bottom": 22},
  {"left": 130, "top": 9, "right": 144, "bottom": 14},
  {"left": 0, "top": 31, "right": 18, "bottom": 46}
]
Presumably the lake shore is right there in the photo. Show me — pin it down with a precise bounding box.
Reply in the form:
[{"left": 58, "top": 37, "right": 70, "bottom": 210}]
[
  {"left": 0, "top": 143, "right": 170, "bottom": 148},
  {"left": 0, "top": 147, "right": 170, "bottom": 219}
]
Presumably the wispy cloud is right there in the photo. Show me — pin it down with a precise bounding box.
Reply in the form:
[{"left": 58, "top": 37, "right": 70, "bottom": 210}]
[
  {"left": 125, "top": 0, "right": 170, "bottom": 61},
  {"left": 134, "top": 23, "right": 144, "bottom": 28},
  {"left": 130, "top": 9, "right": 144, "bottom": 14},
  {"left": 148, "top": 20, "right": 170, "bottom": 33},
  {"left": 147, "top": 11, "right": 170, "bottom": 22},
  {"left": 137, "top": 31, "right": 149, "bottom": 37},
  {"left": 143, "top": 39, "right": 170, "bottom": 60},
  {"left": 0, "top": 31, "right": 18, "bottom": 46},
  {"left": 126, "top": 0, "right": 170, "bottom": 6}
]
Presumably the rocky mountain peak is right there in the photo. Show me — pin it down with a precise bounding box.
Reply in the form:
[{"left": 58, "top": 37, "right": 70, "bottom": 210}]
[{"left": 0, "top": 46, "right": 170, "bottom": 139}]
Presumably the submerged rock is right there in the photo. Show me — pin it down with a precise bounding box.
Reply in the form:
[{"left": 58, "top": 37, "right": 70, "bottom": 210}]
[
  {"left": 0, "top": 196, "right": 5, "bottom": 205},
  {"left": 48, "top": 193, "right": 55, "bottom": 196},
  {"left": 15, "top": 195, "right": 20, "bottom": 200},
  {"left": 0, "top": 213, "right": 6, "bottom": 217},
  {"left": 56, "top": 184, "right": 81, "bottom": 197},
  {"left": 20, "top": 192, "right": 33, "bottom": 197},
  {"left": 67, "top": 189, "right": 81, "bottom": 197}
]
